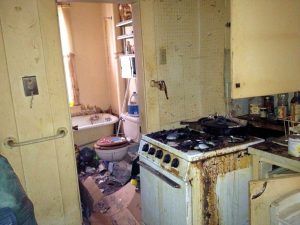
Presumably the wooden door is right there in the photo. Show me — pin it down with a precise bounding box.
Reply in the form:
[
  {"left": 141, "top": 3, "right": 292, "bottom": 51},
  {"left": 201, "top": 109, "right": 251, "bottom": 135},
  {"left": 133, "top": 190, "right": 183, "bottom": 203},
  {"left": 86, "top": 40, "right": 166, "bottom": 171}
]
[
  {"left": 0, "top": 0, "right": 81, "bottom": 224},
  {"left": 249, "top": 174, "right": 300, "bottom": 225},
  {"left": 231, "top": 0, "right": 300, "bottom": 99}
]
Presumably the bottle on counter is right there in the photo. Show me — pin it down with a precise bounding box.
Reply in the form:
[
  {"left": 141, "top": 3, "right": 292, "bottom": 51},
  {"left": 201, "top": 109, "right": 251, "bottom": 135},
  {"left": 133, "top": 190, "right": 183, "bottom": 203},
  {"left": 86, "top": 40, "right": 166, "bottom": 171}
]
[
  {"left": 290, "top": 91, "right": 300, "bottom": 122},
  {"left": 263, "top": 96, "right": 275, "bottom": 119},
  {"left": 277, "top": 93, "right": 288, "bottom": 120},
  {"left": 128, "top": 92, "right": 139, "bottom": 117},
  {"left": 264, "top": 96, "right": 274, "bottom": 113}
]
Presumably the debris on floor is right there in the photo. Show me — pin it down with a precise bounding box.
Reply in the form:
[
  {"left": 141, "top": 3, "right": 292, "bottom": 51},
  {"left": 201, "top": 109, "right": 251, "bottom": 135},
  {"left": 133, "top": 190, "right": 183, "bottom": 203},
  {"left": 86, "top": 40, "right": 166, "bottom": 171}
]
[
  {"left": 89, "top": 182, "right": 141, "bottom": 225},
  {"left": 77, "top": 147, "right": 140, "bottom": 225},
  {"left": 80, "top": 175, "right": 141, "bottom": 225},
  {"left": 79, "top": 159, "right": 132, "bottom": 196}
]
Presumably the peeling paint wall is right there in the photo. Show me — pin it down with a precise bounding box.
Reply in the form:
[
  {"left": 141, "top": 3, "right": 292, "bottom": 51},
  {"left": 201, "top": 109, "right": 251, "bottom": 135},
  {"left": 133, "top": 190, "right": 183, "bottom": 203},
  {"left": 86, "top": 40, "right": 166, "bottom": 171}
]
[
  {"left": 68, "top": 3, "right": 123, "bottom": 114},
  {"left": 139, "top": 0, "right": 227, "bottom": 132}
]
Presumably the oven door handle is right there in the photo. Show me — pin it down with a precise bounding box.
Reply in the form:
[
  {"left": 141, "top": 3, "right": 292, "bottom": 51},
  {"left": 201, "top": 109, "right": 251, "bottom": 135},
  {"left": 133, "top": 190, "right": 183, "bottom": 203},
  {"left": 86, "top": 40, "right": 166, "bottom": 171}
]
[{"left": 138, "top": 161, "right": 181, "bottom": 189}]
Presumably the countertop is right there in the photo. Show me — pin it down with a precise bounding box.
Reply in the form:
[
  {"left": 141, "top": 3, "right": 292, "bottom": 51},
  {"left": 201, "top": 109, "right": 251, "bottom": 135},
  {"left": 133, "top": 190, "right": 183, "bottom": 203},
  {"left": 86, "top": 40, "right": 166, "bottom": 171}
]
[
  {"left": 250, "top": 141, "right": 300, "bottom": 162},
  {"left": 238, "top": 114, "right": 285, "bottom": 132},
  {"left": 249, "top": 141, "right": 300, "bottom": 179}
]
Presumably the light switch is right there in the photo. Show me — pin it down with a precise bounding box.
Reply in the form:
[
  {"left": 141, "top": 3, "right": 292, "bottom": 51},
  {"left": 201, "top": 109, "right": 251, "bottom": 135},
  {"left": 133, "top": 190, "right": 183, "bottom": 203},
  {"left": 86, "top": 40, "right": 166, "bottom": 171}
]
[{"left": 22, "top": 76, "right": 39, "bottom": 96}]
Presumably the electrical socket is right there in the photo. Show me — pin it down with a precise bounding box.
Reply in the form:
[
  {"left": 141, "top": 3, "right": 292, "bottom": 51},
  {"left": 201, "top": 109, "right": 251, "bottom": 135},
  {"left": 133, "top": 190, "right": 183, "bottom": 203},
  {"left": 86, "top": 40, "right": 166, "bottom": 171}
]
[{"left": 22, "top": 76, "right": 39, "bottom": 96}]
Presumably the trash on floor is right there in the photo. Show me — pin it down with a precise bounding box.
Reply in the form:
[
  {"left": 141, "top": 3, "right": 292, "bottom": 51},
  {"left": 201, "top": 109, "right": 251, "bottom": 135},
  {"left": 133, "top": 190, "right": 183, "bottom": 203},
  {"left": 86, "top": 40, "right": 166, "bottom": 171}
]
[
  {"left": 80, "top": 160, "right": 132, "bottom": 196},
  {"left": 77, "top": 147, "right": 141, "bottom": 225},
  {"left": 89, "top": 182, "right": 141, "bottom": 225}
]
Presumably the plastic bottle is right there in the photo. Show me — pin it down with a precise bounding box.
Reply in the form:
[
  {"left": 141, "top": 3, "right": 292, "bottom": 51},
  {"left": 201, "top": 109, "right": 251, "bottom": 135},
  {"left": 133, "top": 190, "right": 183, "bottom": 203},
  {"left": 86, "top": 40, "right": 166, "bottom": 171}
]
[
  {"left": 277, "top": 93, "right": 288, "bottom": 120},
  {"left": 291, "top": 91, "right": 300, "bottom": 122},
  {"left": 128, "top": 92, "right": 139, "bottom": 117}
]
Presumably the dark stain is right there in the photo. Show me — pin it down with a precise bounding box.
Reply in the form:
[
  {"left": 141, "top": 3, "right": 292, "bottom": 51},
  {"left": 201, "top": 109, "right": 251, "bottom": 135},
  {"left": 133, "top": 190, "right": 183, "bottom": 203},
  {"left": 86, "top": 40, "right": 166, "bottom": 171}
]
[
  {"left": 203, "top": 174, "right": 212, "bottom": 224},
  {"left": 14, "top": 6, "right": 22, "bottom": 12},
  {"left": 251, "top": 181, "right": 267, "bottom": 200}
]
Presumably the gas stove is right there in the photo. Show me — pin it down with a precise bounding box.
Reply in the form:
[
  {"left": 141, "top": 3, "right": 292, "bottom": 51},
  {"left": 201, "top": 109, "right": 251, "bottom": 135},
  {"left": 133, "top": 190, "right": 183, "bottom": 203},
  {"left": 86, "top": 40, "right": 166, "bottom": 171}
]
[{"left": 138, "top": 127, "right": 264, "bottom": 225}]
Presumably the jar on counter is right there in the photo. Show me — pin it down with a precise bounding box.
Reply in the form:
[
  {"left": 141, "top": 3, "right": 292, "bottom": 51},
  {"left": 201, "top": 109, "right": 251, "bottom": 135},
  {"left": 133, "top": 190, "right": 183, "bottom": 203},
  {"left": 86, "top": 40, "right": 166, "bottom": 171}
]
[
  {"left": 249, "top": 97, "right": 263, "bottom": 115},
  {"left": 277, "top": 93, "right": 288, "bottom": 120},
  {"left": 260, "top": 107, "right": 267, "bottom": 118},
  {"left": 290, "top": 91, "right": 300, "bottom": 122},
  {"left": 288, "top": 134, "right": 300, "bottom": 157}
]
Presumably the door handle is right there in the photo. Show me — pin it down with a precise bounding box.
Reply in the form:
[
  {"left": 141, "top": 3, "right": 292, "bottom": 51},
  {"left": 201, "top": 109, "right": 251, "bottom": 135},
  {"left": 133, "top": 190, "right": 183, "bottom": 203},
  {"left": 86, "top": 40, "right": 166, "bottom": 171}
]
[
  {"left": 150, "top": 80, "right": 169, "bottom": 100},
  {"left": 138, "top": 161, "right": 180, "bottom": 188}
]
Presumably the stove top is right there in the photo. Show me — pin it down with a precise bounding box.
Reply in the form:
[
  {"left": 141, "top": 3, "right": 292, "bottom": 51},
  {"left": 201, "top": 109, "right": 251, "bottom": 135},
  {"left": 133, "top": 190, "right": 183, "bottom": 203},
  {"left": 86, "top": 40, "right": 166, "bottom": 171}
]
[
  {"left": 140, "top": 127, "right": 264, "bottom": 162},
  {"left": 146, "top": 127, "right": 249, "bottom": 153}
]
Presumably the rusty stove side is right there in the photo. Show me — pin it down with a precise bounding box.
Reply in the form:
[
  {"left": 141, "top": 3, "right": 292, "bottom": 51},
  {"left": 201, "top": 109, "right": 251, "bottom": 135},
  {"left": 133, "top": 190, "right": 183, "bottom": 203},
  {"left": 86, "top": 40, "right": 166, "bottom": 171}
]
[{"left": 197, "top": 150, "right": 251, "bottom": 225}]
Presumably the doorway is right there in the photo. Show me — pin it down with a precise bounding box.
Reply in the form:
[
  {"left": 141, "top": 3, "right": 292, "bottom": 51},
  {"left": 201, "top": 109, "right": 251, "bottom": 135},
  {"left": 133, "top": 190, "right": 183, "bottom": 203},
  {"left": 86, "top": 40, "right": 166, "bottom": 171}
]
[
  {"left": 57, "top": 1, "right": 143, "bottom": 146},
  {"left": 57, "top": 2, "right": 139, "bottom": 117},
  {"left": 56, "top": 1, "right": 143, "bottom": 224}
]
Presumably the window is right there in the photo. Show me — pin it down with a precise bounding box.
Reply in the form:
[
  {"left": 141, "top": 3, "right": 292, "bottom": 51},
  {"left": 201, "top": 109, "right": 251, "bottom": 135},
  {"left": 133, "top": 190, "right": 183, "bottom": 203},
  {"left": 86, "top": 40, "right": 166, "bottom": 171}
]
[{"left": 57, "top": 5, "right": 79, "bottom": 106}]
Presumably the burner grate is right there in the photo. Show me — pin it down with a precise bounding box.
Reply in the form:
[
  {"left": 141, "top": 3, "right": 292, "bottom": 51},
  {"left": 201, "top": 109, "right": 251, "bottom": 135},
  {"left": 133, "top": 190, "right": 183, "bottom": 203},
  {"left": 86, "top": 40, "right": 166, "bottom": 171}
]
[{"left": 147, "top": 127, "right": 249, "bottom": 153}]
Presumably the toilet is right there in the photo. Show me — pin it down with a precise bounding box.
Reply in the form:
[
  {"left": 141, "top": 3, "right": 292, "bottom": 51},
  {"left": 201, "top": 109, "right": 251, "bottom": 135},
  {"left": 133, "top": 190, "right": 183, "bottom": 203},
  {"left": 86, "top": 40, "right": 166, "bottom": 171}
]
[{"left": 94, "top": 113, "right": 141, "bottom": 161}]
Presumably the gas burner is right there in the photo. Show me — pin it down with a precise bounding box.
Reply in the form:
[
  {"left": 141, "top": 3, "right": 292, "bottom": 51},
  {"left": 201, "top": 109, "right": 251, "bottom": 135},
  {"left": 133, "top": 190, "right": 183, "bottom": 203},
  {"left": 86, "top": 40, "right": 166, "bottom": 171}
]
[
  {"left": 227, "top": 135, "right": 246, "bottom": 143},
  {"left": 194, "top": 143, "right": 209, "bottom": 151},
  {"left": 167, "top": 141, "right": 179, "bottom": 147},
  {"left": 179, "top": 140, "right": 194, "bottom": 152},
  {"left": 166, "top": 131, "right": 187, "bottom": 141}
]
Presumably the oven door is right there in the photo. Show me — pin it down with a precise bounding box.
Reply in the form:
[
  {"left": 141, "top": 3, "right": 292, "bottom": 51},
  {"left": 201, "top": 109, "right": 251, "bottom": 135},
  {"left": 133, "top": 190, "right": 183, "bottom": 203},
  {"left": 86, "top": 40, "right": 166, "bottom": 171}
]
[{"left": 139, "top": 159, "right": 191, "bottom": 225}]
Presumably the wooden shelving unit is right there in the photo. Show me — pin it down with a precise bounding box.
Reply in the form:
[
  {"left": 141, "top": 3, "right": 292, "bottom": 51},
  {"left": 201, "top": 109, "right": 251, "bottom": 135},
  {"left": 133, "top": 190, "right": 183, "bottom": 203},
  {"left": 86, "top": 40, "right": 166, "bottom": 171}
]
[
  {"left": 116, "top": 19, "right": 132, "bottom": 27},
  {"left": 116, "top": 18, "right": 136, "bottom": 78},
  {"left": 117, "top": 33, "right": 134, "bottom": 40}
]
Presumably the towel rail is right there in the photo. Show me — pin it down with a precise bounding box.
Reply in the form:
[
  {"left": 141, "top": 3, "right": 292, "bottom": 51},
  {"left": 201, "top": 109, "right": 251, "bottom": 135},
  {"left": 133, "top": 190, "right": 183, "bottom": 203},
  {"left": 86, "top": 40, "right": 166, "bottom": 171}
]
[{"left": 3, "top": 127, "right": 68, "bottom": 148}]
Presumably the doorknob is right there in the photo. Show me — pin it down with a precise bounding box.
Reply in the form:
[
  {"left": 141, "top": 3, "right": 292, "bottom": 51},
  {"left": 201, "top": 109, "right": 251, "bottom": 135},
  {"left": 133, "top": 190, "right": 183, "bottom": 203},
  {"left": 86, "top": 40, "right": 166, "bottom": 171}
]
[{"left": 150, "top": 80, "right": 169, "bottom": 100}]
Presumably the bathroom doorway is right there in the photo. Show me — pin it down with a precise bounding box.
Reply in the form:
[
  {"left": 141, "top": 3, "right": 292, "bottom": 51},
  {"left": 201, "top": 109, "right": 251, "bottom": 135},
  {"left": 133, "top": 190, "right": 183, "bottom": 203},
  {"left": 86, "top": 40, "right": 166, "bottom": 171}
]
[
  {"left": 57, "top": 0, "right": 142, "bottom": 147},
  {"left": 56, "top": 1, "right": 143, "bottom": 224}
]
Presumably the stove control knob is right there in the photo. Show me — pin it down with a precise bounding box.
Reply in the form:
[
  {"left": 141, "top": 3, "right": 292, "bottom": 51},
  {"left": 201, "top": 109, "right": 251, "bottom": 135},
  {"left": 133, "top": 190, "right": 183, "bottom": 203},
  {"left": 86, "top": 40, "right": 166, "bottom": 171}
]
[
  {"left": 142, "top": 144, "right": 149, "bottom": 152},
  {"left": 148, "top": 147, "right": 156, "bottom": 155},
  {"left": 171, "top": 158, "right": 180, "bottom": 168},
  {"left": 163, "top": 154, "right": 171, "bottom": 163},
  {"left": 155, "top": 150, "right": 163, "bottom": 159}
]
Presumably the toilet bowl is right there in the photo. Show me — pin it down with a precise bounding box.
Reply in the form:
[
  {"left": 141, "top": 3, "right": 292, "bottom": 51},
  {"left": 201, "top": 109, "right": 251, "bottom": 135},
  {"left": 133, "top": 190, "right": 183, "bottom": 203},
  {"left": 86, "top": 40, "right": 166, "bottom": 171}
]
[{"left": 94, "top": 113, "right": 141, "bottom": 161}]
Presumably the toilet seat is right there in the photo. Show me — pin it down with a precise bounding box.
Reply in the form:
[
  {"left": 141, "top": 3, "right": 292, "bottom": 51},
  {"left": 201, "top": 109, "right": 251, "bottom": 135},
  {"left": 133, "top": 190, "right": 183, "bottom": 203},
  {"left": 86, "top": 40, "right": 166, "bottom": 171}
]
[
  {"left": 95, "top": 136, "right": 128, "bottom": 147},
  {"left": 94, "top": 142, "right": 128, "bottom": 150}
]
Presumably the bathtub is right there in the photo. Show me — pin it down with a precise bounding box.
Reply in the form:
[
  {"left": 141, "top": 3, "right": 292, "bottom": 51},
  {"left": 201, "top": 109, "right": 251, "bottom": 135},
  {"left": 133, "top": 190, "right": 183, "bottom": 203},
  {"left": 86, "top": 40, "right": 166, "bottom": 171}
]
[{"left": 71, "top": 113, "right": 119, "bottom": 147}]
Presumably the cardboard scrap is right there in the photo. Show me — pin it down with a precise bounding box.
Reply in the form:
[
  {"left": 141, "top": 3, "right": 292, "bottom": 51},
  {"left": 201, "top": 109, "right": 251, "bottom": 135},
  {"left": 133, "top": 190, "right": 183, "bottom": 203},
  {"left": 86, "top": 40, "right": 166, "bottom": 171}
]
[
  {"left": 82, "top": 176, "right": 104, "bottom": 208},
  {"left": 81, "top": 176, "right": 141, "bottom": 225}
]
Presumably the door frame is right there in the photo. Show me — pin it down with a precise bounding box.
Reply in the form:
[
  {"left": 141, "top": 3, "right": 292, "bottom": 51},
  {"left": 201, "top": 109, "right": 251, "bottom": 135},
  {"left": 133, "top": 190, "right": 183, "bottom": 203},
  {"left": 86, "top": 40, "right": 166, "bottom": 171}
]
[{"left": 55, "top": 0, "right": 150, "bottom": 133}]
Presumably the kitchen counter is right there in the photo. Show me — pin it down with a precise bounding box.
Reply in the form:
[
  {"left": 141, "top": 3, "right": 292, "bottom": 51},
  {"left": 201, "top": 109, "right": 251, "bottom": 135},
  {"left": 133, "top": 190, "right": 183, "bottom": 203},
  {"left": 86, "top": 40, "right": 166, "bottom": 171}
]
[
  {"left": 239, "top": 114, "right": 285, "bottom": 131},
  {"left": 238, "top": 115, "right": 285, "bottom": 138},
  {"left": 249, "top": 141, "right": 300, "bottom": 179}
]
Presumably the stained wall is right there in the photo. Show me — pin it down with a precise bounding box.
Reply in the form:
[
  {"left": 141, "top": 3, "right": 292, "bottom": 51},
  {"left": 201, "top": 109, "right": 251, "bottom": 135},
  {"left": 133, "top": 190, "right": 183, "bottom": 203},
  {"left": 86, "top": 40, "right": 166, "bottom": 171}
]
[
  {"left": 68, "top": 2, "right": 124, "bottom": 114},
  {"left": 138, "top": 0, "right": 227, "bottom": 132}
]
